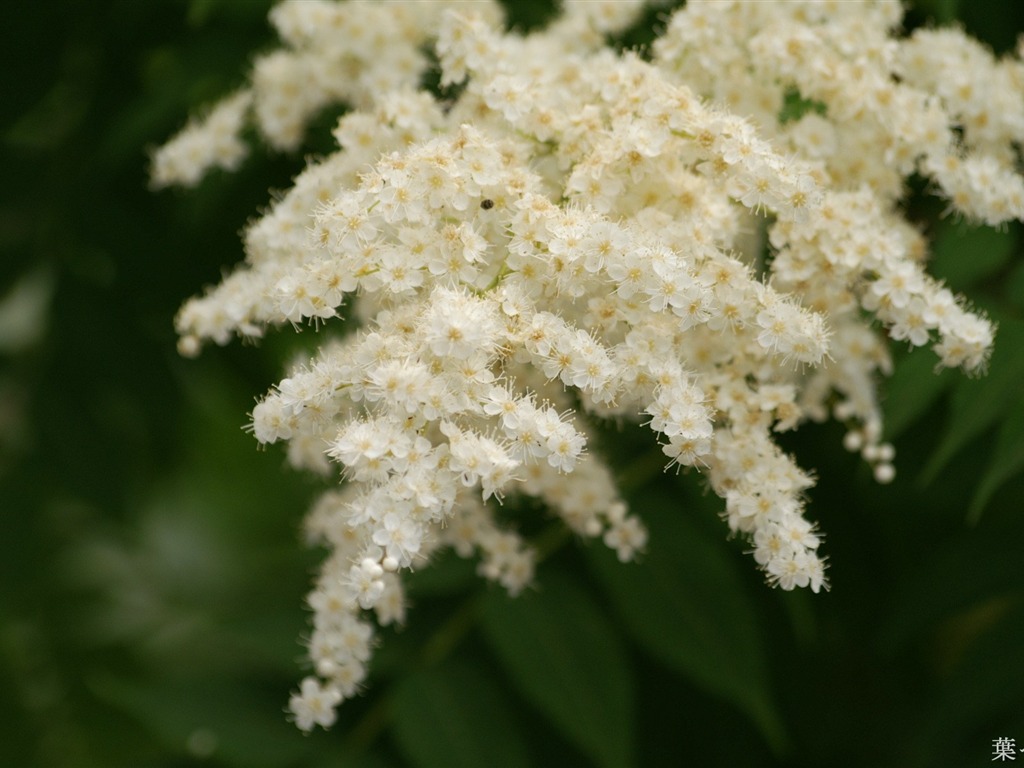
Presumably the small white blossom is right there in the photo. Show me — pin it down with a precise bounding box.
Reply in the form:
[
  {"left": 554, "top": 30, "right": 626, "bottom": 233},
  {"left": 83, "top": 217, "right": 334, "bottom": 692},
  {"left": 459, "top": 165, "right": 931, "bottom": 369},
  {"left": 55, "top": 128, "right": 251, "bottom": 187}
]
[{"left": 289, "top": 677, "right": 342, "bottom": 733}]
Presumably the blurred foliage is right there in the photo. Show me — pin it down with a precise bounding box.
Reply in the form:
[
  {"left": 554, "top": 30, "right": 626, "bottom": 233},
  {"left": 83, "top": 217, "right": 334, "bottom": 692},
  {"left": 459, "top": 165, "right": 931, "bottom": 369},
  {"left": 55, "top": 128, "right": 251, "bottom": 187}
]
[{"left": 2, "top": 1, "right": 1023, "bottom": 767}]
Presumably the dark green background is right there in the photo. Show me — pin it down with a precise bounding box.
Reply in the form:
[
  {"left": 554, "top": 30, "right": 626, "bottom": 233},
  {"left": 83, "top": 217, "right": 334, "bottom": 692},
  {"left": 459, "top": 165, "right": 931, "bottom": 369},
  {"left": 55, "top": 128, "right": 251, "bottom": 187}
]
[{"left": 3, "top": 1, "right": 1024, "bottom": 766}]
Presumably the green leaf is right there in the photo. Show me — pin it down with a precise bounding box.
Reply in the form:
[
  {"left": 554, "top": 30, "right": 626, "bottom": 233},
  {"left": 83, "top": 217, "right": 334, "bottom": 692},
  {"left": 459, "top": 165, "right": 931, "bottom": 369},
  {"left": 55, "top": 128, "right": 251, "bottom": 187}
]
[
  {"left": 882, "top": 345, "right": 955, "bottom": 441},
  {"left": 479, "top": 569, "right": 635, "bottom": 768},
  {"left": 968, "top": 394, "right": 1024, "bottom": 523},
  {"left": 1005, "top": 258, "right": 1024, "bottom": 312},
  {"left": 308, "top": 754, "right": 397, "bottom": 768},
  {"left": 587, "top": 488, "right": 787, "bottom": 755},
  {"left": 879, "top": 533, "right": 1024, "bottom": 653},
  {"left": 920, "top": 318, "right": 1024, "bottom": 485},
  {"left": 391, "top": 657, "right": 531, "bottom": 768},
  {"left": 907, "top": 598, "right": 1024, "bottom": 767},
  {"left": 929, "top": 220, "right": 1015, "bottom": 292},
  {"left": 88, "top": 674, "right": 311, "bottom": 767}
]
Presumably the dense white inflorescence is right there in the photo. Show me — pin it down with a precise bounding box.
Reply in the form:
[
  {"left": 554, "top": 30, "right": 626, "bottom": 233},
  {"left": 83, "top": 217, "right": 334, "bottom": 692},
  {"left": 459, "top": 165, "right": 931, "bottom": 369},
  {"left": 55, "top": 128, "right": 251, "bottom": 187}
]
[{"left": 156, "top": 0, "right": 1021, "bottom": 730}]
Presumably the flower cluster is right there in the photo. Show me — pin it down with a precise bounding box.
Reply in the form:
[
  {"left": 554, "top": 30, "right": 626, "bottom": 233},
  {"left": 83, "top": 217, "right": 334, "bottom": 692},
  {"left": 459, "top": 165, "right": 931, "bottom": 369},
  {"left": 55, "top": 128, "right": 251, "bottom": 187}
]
[{"left": 157, "top": 0, "right": 1022, "bottom": 731}]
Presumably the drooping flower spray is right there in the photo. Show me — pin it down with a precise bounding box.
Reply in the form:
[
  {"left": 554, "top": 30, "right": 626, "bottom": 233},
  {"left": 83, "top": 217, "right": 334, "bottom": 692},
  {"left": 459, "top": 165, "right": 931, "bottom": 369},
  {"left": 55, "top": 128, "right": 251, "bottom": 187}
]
[{"left": 156, "top": 0, "right": 1020, "bottom": 729}]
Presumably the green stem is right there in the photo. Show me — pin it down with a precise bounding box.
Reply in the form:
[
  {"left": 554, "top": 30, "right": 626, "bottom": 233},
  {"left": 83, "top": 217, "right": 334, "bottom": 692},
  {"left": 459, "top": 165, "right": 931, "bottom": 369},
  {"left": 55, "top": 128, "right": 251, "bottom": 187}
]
[{"left": 467, "top": 259, "right": 513, "bottom": 296}]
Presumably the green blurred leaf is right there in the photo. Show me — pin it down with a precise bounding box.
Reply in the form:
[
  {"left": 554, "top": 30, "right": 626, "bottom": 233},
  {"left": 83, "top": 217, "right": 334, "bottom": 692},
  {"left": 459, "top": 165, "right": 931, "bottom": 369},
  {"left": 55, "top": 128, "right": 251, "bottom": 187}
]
[
  {"left": 1006, "top": 259, "right": 1024, "bottom": 312},
  {"left": 882, "top": 345, "right": 955, "bottom": 441},
  {"left": 4, "top": 43, "right": 98, "bottom": 152},
  {"left": 920, "top": 318, "right": 1024, "bottom": 485},
  {"left": 479, "top": 569, "right": 635, "bottom": 768},
  {"left": 879, "top": 533, "right": 1024, "bottom": 652},
  {"left": 587, "top": 488, "right": 787, "bottom": 755},
  {"left": 89, "top": 674, "right": 311, "bottom": 767},
  {"left": 929, "top": 220, "right": 1015, "bottom": 292},
  {"left": 921, "top": 319, "right": 1024, "bottom": 487},
  {"left": 309, "top": 754, "right": 397, "bottom": 768},
  {"left": 391, "top": 658, "right": 531, "bottom": 768},
  {"left": 908, "top": 597, "right": 1024, "bottom": 768},
  {"left": 968, "top": 395, "right": 1024, "bottom": 523}
]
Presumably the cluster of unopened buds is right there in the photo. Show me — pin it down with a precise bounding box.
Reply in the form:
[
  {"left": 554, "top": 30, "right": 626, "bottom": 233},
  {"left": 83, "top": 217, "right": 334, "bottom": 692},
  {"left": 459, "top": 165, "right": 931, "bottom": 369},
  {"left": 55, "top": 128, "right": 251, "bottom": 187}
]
[{"left": 155, "top": 0, "right": 1023, "bottom": 731}]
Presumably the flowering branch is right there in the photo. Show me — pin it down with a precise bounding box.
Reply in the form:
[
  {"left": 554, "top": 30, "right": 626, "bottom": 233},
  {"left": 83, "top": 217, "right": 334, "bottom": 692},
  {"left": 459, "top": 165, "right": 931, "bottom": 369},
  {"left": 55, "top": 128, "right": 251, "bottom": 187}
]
[{"left": 155, "top": 0, "right": 1021, "bottom": 731}]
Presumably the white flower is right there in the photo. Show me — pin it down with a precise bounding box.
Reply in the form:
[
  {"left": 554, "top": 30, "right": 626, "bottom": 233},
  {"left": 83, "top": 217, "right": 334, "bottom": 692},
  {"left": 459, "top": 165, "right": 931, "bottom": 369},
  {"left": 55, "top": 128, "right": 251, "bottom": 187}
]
[
  {"left": 347, "top": 557, "right": 386, "bottom": 610},
  {"left": 151, "top": 90, "right": 251, "bottom": 188},
  {"left": 289, "top": 677, "right": 342, "bottom": 733},
  {"left": 421, "top": 287, "right": 502, "bottom": 360},
  {"left": 603, "top": 516, "right": 648, "bottom": 563},
  {"left": 371, "top": 512, "right": 425, "bottom": 570}
]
